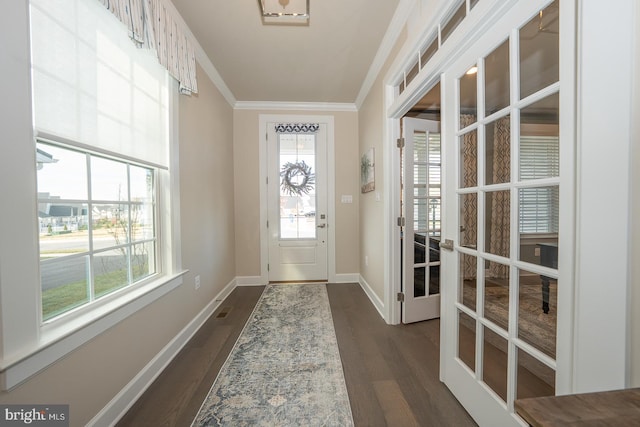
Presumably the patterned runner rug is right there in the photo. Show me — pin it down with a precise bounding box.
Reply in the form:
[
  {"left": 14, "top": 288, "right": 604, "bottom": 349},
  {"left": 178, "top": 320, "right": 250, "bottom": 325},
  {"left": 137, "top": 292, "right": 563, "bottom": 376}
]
[{"left": 192, "top": 283, "right": 354, "bottom": 426}]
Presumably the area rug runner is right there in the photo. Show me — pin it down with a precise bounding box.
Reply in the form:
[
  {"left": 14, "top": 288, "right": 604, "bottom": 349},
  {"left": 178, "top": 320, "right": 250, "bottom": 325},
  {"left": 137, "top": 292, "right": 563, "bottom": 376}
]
[{"left": 192, "top": 283, "right": 354, "bottom": 426}]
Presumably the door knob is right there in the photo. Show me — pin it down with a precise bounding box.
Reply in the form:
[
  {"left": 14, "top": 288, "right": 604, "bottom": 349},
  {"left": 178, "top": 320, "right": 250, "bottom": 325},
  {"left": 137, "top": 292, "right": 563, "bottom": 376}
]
[{"left": 317, "top": 224, "right": 326, "bottom": 228}]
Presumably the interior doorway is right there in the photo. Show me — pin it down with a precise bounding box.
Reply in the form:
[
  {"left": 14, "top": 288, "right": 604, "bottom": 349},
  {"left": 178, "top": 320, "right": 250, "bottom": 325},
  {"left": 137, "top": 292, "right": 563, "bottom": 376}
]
[{"left": 400, "top": 83, "right": 443, "bottom": 323}]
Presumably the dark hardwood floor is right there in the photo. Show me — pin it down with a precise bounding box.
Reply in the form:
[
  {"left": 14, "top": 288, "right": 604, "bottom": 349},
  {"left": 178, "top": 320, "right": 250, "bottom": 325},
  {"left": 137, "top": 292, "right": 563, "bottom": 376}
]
[{"left": 117, "top": 283, "right": 476, "bottom": 426}]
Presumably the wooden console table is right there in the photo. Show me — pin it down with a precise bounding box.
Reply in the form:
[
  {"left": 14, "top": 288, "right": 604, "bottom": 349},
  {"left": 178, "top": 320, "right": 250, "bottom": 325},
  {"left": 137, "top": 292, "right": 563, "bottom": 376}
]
[{"left": 515, "top": 388, "right": 640, "bottom": 426}]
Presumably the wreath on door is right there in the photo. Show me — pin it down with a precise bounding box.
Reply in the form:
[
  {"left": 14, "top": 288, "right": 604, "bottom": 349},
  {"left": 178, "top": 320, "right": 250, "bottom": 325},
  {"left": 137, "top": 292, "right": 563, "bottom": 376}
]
[{"left": 280, "top": 160, "right": 315, "bottom": 196}]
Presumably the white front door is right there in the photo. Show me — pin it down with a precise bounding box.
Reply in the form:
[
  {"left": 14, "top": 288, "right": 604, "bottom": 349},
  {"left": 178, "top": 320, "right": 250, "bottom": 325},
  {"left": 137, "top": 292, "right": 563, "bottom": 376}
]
[
  {"left": 402, "top": 117, "right": 442, "bottom": 323},
  {"left": 267, "top": 123, "right": 328, "bottom": 282},
  {"left": 439, "top": 1, "right": 573, "bottom": 425}
]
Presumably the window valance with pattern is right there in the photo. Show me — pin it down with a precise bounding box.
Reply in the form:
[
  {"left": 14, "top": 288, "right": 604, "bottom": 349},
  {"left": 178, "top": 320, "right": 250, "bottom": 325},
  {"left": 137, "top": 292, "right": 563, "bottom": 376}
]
[
  {"left": 275, "top": 123, "right": 320, "bottom": 133},
  {"left": 98, "top": 0, "right": 197, "bottom": 94}
]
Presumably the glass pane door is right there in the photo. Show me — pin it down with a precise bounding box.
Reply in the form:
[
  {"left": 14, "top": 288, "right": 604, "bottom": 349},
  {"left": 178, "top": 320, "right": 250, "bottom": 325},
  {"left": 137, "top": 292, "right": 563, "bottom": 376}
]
[
  {"left": 402, "top": 117, "right": 441, "bottom": 323},
  {"left": 441, "top": 1, "right": 566, "bottom": 424}
]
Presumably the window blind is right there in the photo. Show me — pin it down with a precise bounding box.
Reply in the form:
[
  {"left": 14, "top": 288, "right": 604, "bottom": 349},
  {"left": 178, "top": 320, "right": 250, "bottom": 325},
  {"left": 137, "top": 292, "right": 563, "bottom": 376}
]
[
  {"left": 30, "top": 0, "right": 170, "bottom": 168},
  {"left": 519, "top": 135, "right": 559, "bottom": 233}
]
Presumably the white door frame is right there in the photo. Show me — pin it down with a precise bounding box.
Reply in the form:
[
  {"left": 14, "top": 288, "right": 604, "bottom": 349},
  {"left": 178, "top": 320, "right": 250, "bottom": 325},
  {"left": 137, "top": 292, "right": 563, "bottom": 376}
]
[
  {"left": 383, "top": 0, "right": 519, "bottom": 327},
  {"left": 259, "top": 114, "right": 336, "bottom": 284}
]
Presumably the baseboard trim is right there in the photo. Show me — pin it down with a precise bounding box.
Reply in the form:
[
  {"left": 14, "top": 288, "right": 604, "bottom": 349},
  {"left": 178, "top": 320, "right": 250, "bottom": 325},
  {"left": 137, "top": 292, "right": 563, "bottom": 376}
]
[
  {"left": 88, "top": 277, "right": 238, "bottom": 427},
  {"left": 236, "top": 276, "right": 264, "bottom": 286},
  {"left": 358, "top": 275, "right": 385, "bottom": 320},
  {"left": 334, "top": 273, "right": 359, "bottom": 283}
]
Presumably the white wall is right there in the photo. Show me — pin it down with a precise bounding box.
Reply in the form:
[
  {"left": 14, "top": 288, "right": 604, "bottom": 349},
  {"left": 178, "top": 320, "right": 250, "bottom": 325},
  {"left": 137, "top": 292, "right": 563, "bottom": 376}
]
[{"left": 572, "top": 0, "right": 635, "bottom": 392}]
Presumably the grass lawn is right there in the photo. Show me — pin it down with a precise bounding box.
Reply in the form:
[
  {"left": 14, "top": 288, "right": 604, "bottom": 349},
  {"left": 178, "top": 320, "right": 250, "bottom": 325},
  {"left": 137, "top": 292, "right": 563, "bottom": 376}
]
[{"left": 42, "top": 265, "right": 149, "bottom": 320}]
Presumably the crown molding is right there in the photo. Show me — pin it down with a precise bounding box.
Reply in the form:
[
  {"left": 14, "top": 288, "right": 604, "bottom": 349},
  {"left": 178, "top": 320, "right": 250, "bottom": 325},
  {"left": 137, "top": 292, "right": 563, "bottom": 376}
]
[
  {"left": 355, "top": 0, "right": 415, "bottom": 110},
  {"left": 234, "top": 101, "right": 357, "bottom": 112},
  {"left": 163, "top": 0, "right": 237, "bottom": 107}
]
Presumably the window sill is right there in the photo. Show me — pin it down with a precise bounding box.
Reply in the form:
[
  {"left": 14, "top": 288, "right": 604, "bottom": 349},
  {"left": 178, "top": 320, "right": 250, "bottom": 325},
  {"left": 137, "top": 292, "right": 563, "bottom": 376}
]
[{"left": 0, "top": 270, "right": 187, "bottom": 390}]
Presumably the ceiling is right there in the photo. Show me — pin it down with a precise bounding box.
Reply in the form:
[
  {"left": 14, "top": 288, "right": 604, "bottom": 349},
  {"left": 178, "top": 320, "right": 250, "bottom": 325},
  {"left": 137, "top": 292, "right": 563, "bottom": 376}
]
[{"left": 171, "top": 0, "right": 401, "bottom": 104}]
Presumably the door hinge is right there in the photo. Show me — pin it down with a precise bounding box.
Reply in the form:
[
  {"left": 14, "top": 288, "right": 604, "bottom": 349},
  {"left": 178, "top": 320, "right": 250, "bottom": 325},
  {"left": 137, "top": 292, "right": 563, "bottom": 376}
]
[
  {"left": 266, "top": 176, "right": 269, "bottom": 185},
  {"left": 397, "top": 138, "right": 405, "bottom": 148},
  {"left": 267, "top": 263, "right": 270, "bottom": 272},
  {"left": 397, "top": 292, "right": 405, "bottom": 302},
  {"left": 267, "top": 220, "right": 269, "bottom": 228},
  {"left": 397, "top": 216, "right": 405, "bottom": 227}
]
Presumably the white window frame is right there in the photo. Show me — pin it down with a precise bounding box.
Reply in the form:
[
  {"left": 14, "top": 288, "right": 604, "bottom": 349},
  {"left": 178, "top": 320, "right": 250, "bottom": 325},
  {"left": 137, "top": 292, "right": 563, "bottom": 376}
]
[{"left": 0, "top": 1, "right": 185, "bottom": 390}]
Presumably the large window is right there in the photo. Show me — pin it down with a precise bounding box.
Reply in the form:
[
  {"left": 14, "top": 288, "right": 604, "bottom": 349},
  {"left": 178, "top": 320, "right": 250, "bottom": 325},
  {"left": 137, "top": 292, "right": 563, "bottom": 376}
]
[
  {"left": 37, "top": 142, "right": 157, "bottom": 320},
  {"left": 31, "top": 0, "right": 170, "bottom": 322}
]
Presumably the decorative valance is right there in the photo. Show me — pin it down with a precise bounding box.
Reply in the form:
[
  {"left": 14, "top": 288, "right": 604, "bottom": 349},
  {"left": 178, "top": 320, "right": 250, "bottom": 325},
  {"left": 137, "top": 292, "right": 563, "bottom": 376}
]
[
  {"left": 98, "top": 0, "right": 198, "bottom": 95},
  {"left": 275, "top": 123, "right": 320, "bottom": 133}
]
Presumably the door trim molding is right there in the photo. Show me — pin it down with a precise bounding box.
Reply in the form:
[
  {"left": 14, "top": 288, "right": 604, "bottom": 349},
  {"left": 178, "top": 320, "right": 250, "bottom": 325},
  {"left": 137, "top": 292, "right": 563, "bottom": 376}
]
[{"left": 258, "top": 114, "right": 336, "bottom": 284}]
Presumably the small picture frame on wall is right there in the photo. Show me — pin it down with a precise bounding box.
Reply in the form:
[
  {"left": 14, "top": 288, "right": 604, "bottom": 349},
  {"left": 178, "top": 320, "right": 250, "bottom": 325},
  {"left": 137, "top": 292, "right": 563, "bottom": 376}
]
[{"left": 361, "top": 148, "right": 375, "bottom": 193}]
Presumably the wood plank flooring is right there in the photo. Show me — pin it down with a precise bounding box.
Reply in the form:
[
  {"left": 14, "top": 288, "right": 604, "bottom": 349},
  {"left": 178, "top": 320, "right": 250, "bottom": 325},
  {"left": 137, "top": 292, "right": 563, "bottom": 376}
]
[{"left": 117, "top": 283, "right": 476, "bottom": 426}]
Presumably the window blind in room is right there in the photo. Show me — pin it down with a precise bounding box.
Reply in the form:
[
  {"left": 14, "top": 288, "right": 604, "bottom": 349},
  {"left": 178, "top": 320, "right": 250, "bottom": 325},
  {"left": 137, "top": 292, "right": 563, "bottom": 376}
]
[{"left": 30, "top": 0, "right": 170, "bottom": 168}]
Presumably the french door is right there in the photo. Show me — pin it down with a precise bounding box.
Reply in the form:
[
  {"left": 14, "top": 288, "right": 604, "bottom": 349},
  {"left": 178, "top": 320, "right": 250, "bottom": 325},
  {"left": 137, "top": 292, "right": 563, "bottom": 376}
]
[
  {"left": 266, "top": 123, "right": 328, "bottom": 282},
  {"left": 440, "top": 1, "right": 573, "bottom": 425},
  {"left": 402, "top": 117, "right": 441, "bottom": 323}
]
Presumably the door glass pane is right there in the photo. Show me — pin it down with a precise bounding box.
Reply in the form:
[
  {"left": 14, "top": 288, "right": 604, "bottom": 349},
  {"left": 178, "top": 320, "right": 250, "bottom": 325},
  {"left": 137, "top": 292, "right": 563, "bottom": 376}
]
[
  {"left": 485, "top": 190, "right": 510, "bottom": 258},
  {"left": 520, "top": 93, "right": 559, "bottom": 180},
  {"left": 414, "top": 198, "right": 427, "bottom": 232},
  {"left": 520, "top": 0, "right": 559, "bottom": 100},
  {"left": 414, "top": 130, "right": 427, "bottom": 162},
  {"left": 485, "top": 115, "right": 511, "bottom": 185},
  {"left": 429, "top": 264, "right": 440, "bottom": 295},
  {"left": 459, "top": 68, "right": 477, "bottom": 128},
  {"left": 414, "top": 233, "right": 426, "bottom": 264},
  {"left": 279, "top": 133, "right": 317, "bottom": 239},
  {"left": 458, "top": 310, "right": 476, "bottom": 372},
  {"left": 484, "top": 260, "right": 509, "bottom": 331},
  {"left": 414, "top": 266, "right": 426, "bottom": 297},
  {"left": 460, "top": 130, "right": 478, "bottom": 187},
  {"left": 483, "top": 326, "right": 508, "bottom": 402},
  {"left": 518, "top": 186, "right": 559, "bottom": 266},
  {"left": 518, "top": 268, "right": 557, "bottom": 359},
  {"left": 460, "top": 253, "right": 477, "bottom": 310},
  {"left": 517, "top": 348, "right": 556, "bottom": 399},
  {"left": 485, "top": 39, "right": 510, "bottom": 114},
  {"left": 428, "top": 133, "right": 442, "bottom": 235},
  {"left": 460, "top": 193, "right": 477, "bottom": 249}
]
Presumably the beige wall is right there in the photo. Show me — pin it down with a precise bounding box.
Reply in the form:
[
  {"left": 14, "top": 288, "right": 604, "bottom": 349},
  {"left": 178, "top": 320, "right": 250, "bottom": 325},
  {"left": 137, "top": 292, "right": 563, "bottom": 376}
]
[
  {"left": 233, "top": 109, "right": 360, "bottom": 279},
  {"left": 358, "top": 30, "right": 407, "bottom": 302},
  {"left": 0, "top": 64, "right": 236, "bottom": 426}
]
